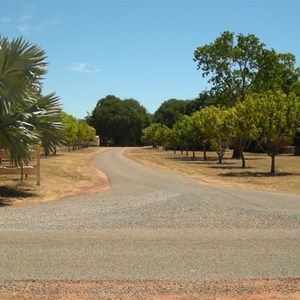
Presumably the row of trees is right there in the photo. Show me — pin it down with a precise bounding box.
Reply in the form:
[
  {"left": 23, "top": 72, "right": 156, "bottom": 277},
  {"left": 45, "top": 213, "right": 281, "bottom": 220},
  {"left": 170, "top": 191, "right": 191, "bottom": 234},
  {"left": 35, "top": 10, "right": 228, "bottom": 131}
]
[
  {"left": 143, "top": 92, "right": 300, "bottom": 174},
  {"left": 143, "top": 31, "right": 300, "bottom": 174},
  {"left": 86, "top": 31, "right": 299, "bottom": 156},
  {"left": 0, "top": 36, "right": 96, "bottom": 167},
  {"left": 62, "top": 112, "right": 96, "bottom": 151}
]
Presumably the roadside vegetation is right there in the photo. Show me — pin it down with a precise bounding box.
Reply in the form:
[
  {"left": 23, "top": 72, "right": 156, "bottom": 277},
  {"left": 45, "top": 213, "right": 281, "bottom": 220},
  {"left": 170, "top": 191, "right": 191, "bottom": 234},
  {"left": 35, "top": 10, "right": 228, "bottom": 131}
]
[
  {"left": 0, "top": 147, "right": 108, "bottom": 206},
  {"left": 85, "top": 32, "right": 300, "bottom": 177},
  {"left": 1, "top": 30, "right": 300, "bottom": 203},
  {"left": 142, "top": 31, "right": 300, "bottom": 175},
  {"left": 0, "top": 36, "right": 96, "bottom": 186},
  {"left": 127, "top": 147, "right": 300, "bottom": 195}
]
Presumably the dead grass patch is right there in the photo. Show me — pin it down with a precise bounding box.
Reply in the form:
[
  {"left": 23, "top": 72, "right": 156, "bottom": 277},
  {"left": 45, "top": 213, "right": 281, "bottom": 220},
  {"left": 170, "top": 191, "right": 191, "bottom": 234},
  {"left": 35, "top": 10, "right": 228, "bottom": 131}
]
[
  {"left": 0, "top": 147, "right": 110, "bottom": 207},
  {"left": 126, "top": 147, "right": 300, "bottom": 195},
  {"left": 2, "top": 146, "right": 299, "bottom": 207}
]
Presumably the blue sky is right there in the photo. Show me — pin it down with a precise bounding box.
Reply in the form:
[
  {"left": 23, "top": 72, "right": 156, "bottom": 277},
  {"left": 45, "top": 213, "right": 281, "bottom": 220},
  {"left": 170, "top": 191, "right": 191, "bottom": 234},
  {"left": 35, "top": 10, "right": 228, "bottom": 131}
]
[{"left": 1, "top": 0, "right": 300, "bottom": 119}]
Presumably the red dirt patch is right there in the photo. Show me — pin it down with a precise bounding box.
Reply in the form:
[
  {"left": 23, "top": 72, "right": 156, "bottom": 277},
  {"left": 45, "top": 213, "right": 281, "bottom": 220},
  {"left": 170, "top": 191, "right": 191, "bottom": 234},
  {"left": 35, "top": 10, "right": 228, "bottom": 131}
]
[{"left": 0, "top": 279, "right": 299, "bottom": 299}]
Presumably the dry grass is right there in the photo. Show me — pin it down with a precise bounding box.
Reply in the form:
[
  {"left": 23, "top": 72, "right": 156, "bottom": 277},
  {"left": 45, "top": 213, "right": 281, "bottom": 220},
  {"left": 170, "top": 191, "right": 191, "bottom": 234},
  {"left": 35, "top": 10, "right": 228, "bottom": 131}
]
[
  {"left": 0, "top": 147, "right": 110, "bottom": 207},
  {"left": 126, "top": 147, "right": 300, "bottom": 195},
  {"left": 1, "top": 146, "right": 299, "bottom": 207}
]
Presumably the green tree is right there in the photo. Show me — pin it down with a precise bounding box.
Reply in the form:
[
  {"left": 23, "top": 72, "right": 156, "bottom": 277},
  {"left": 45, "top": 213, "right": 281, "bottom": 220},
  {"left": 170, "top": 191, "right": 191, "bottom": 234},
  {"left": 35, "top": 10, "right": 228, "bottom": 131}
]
[
  {"left": 88, "top": 95, "right": 150, "bottom": 146},
  {"left": 226, "top": 102, "right": 257, "bottom": 168},
  {"left": 186, "top": 91, "right": 214, "bottom": 115},
  {"left": 77, "top": 120, "right": 96, "bottom": 148},
  {"left": 123, "top": 98, "right": 151, "bottom": 145},
  {"left": 153, "top": 98, "right": 190, "bottom": 128},
  {"left": 172, "top": 115, "right": 199, "bottom": 157},
  {"left": 196, "top": 106, "right": 229, "bottom": 164},
  {"left": 245, "top": 92, "right": 300, "bottom": 174},
  {"left": 253, "top": 51, "right": 300, "bottom": 96},
  {"left": 191, "top": 109, "right": 212, "bottom": 161},
  {"left": 143, "top": 123, "right": 170, "bottom": 148},
  {"left": 164, "top": 127, "right": 180, "bottom": 154},
  {"left": 62, "top": 112, "right": 78, "bottom": 151},
  {"left": 194, "top": 31, "right": 300, "bottom": 159},
  {"left": 194, "top": 31, "right": 265, "bottom": 105}
]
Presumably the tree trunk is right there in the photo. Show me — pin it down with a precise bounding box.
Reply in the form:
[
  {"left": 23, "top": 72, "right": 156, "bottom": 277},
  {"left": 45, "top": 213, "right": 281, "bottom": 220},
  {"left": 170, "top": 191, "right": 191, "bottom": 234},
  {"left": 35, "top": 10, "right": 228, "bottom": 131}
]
[
  {"left": 20, "top": 165, "right": 24, "bottom": 183},
  {"left": 271, "top": 154, "right": 276, "bottom": 174},
  {"left": 217, "top": 146, "right": 225, "bottom": 164},
  {"left": 232, "top": 146, "right": 242, "bottom": 159},
  {"left": 203, "top": 143, "right": 207, "bottom": 161},
  {"left": 218, "top": 154, "right": 223, "bottom": 164},
  {"left": 241, "top": 151, "right": 246, "bottom": 168}
]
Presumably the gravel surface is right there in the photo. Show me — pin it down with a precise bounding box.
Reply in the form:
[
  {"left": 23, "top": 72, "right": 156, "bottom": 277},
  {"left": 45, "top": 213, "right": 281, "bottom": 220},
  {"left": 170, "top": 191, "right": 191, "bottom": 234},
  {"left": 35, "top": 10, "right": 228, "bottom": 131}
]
[
  {"left": 1, "top": 147, "right": 300, "bottom": 297},
  {"left": 1, "top": 279, "right": 300, "bottom": 299}
]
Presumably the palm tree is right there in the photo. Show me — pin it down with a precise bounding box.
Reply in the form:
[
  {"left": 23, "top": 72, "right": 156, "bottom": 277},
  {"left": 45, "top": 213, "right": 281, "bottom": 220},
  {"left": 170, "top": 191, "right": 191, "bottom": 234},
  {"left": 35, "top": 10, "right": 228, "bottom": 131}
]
[
  {"left": 25, "top": 92, "right": 64, "bottom": 156},
  {"left": 0, "top": 36, "right": 63, "bottom": 166}
]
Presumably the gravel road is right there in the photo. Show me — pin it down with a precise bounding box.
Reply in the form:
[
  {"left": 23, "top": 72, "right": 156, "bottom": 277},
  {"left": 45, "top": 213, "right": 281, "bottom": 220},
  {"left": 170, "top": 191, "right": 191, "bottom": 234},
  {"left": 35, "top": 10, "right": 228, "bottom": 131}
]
[{"left": 1, "top": 147, "right": 300, "bottom": 281}]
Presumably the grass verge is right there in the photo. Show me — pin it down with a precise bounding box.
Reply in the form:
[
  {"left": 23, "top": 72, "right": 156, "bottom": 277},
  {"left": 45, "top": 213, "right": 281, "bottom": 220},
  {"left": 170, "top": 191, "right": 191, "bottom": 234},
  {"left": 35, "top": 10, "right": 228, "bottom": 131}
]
[
  {"left": 126, "top": 147, "right": 300, "bottom": 195},
  {"left": 0, "top": 147, "right": 110, "bottom": 207}
]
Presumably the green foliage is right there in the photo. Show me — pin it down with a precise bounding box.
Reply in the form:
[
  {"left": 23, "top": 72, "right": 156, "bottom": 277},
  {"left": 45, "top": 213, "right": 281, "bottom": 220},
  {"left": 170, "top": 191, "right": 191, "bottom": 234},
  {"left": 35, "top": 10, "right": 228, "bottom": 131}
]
[
  {"left": 153, "top": 98, "right": 190, "bottom": 128},
  {"left": 194, "top": 31, "right": 300, "bottom": 106},
  {"left": 61, "top": 113, "right": 96, "bottom": 150},
  {"left": 25, "top": 93, "right": 64, "bottom": 156},
  {"left": 244, "top": 92, "right": 300, "bottom": 173},
  {"left": 172, "top": 115, "right": 199, "bottom": 155},
  {"left": 186, "top": 91, "right": 215, "bottom": 115},
  {"left": 254, "top": 51, "right": 300, "bottom": 95},
  {"left": 194, "top": 31, "right": 265, "bottom": 105},
  {"left": 61, "top": 112, "right": 79, "bottom": 147},
  {"left": 143, "top": 123, "right": 170, "bottom": 148},
  {"left": 198, "top": 106, "right": 229, "bottom": 163},
  {"left": 77, "top": 120, "right": 96, "bottom": 144},
  {"left": 0, "top": 36, "right": 63, "bottom": 165},
  {"left": 88, "top": 95, "right": 151, "bottom": 146}
]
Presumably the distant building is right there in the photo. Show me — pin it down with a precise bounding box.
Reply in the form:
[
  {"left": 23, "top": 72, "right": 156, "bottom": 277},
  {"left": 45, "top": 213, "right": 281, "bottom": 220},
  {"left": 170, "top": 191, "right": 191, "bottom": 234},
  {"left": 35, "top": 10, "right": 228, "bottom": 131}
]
[{"left": 90, "top": 135, "right": 100, "bottom": 147}]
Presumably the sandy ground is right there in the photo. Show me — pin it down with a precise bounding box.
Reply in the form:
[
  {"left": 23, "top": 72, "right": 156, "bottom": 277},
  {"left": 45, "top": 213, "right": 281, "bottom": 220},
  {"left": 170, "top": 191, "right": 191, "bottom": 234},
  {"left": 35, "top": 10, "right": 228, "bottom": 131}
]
[
  {"left": 1, "top": 148, "right": 300, "bottom": 299},
  {"left": 0, "top": 279, "right": 300, "bottom": 300}
]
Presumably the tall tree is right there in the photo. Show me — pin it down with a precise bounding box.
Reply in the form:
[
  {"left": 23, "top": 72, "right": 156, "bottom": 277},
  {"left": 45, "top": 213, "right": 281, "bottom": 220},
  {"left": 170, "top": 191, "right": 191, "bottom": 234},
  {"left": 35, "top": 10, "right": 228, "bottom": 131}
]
[
  {"left": 194, "top": 31, "right": 265, "bottom": 105},
  {"left": 194, "top": 30, "right": 300, "bottom": 103},
  {"left": 88, "top": 95, "right": 151, "bottom": 146},
  {"left": 153, "top": 98, "right": 190, "bottom": 128},
  {"left": 186, "top": 91, "right": 214, "bottom": 115},
  {"left": 193, "top": 31, "right": 300, "bottom": 158}
]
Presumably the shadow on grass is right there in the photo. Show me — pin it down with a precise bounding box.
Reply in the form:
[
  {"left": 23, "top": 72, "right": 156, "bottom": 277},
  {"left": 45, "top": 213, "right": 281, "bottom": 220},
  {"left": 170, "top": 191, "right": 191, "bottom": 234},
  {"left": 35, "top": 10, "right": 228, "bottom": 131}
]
[
  {"left": 167, "top": 156, "right": 219, "bottom": 163},
  {"left": 0, "top": 185, "right": 36, "bottom": 206},
  {"left": 219, "top": 171, "right": 293, "bottom": 178},
  {"left": 242, "top": 157, "right": 265, "bottom": 161},
  {"left": 210, "top": 165, "right": 255, "bottom": 170}
]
